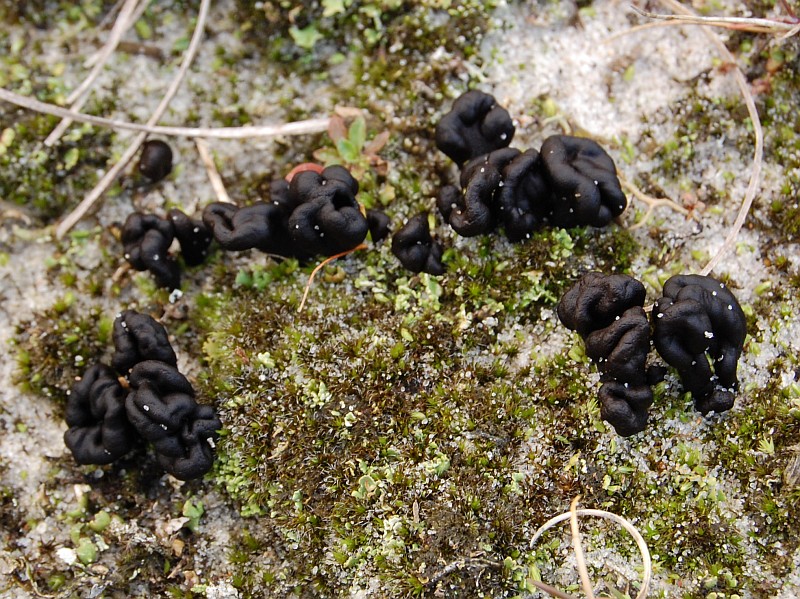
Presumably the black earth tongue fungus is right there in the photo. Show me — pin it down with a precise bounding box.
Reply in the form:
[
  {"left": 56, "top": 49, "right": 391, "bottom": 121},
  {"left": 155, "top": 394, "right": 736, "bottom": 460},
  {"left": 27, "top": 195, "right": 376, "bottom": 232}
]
[
  {"left": 540, "top": 134, "right": 627, "bottom": 228},
  {"left": 126, "top": 360, "right": 221, "bottom": 481},
  {"left": 652, "top": 274, "right": 747, "bottom": 415},
  {"left": 112, "top": 309, "right": 177, "bottom": 375},
  {"left": 497, "top": 148, "right": 550, "bottom": 242},
  {"left": 557, "top": 272, "right": 653, "bottom": 436},
  {"left": 120, "top": 212, "right": 181, "bottom": 290},
  {"left": 156, "top": 404, "right": 221, "bottom": 481},
  {"left": 435, "top": 90, "right": 515, "bottom": 166},
  {"left": 138, "top": 139, "right": 173, "bottom": 182},
  {"left": 287, "top": 165, "right": 368, "bottom": 256},
  {"left": 442, "top": 148, "right": 520, "bottom": 237},
  {"left": 366, "top": 209, "right": 391, "bottom": 242},
  {"left": 167, "top": 209, "right": 212, "bottom": 266},
  {"left": 391, "top": 213, "right": 445, "bottom": 276},
  {"left": 64, "top": 363, "right": 137, "bottom": 465},
  {"left": 269, "top": 178, "right": 297, "bottom": 215},
  {"left": 202, "top": 202, "right": 295, "bottom": 256}
]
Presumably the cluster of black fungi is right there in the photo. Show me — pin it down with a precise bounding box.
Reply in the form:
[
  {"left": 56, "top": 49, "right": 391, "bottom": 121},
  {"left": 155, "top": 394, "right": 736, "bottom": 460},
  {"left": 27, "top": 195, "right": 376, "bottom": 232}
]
[
  {"left": 122, "top": 162, "right": 391, "bottom": 289},
  {"left": 122, "top": 89, "right": 627, "bottom": 286},
  {"left": 64, "top": 310, "right": 221, "bottom": 480},
  {"left": 116, "top": 92, "right": 748, "bottom": 441},
  {"left": 558, "top": 272, "right": 747, "bottom": 436},
  {"left": 389, "top": 90, "right": 629, "bottom": 275}
]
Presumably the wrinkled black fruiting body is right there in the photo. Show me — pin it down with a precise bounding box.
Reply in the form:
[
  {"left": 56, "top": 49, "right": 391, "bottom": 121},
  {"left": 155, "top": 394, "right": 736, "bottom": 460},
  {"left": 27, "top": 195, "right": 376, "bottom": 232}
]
[
  {"left": 127, "top": 360, "right": 221, "bottom": 480},
  {"left": 496, "top": 149, "right": 550, "bottom": 242},
  {"left": 391, "top": 213, "right": 445, "bottom": 276},
  {"left": 112, "top": 310, "right": 177, "bottom": 374},
  {"left": 445, "top": 149, "right": 520, "bottom": 237},
  {"left": 652, "top": 274, "right": 747, "bottom": 415},
  {"left": 138, "top": 140, "right": 173, "bottom": 182},
  {"left": 203, "top": 202, "right": 295, "bottom": 255},
  {"left": 435, "top": 90, "right": 515, "bottom": 166},
  {"left": 287, "top": 166, "right": 368, "bottom": 256},
  {"left": 121, "top": 212, "right": 181, "bottom": 289},
  {"left": 558, "top": 272, "right": 653, "bottom": 436},
  {"left": 168, "top": 209, "right": 212, "bottom": 266},
  {"left": 540, "top": 135, "right": 627, "bottom": 228},
  {"left": 64, "top": 363, "right": 136, "bottom": 464},
  {"left": 366, "top": 209, "right": 391, "bottom": 242}
]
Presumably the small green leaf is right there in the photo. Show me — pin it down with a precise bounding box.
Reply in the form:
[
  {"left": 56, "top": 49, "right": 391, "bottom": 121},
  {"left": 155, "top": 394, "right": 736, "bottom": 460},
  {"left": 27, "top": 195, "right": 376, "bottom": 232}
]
[
  {"left": 348, "top": 117, "right": 367, "bottom": 152},
  {"left": 63, "top": 147, "right": 80, "bottom": 170},
  {"left": 135, "top": 20, "right": 153, "bottom": 40},
  {"left": 289, "top": 25, "right": 323, "bottom": 50},
  {"left": 322, "top": 0, "right": 347, "bottom": 17},
  {"left": 76, "top": 539, "right": 97, "bottom": 564},
  {"left": 336, "top": 139, "right": 359, "bottom": 163}
]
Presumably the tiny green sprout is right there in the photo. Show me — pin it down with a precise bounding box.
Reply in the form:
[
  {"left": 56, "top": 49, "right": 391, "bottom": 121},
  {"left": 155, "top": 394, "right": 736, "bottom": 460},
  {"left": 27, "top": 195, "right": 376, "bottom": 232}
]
[
  {"left": 289, "top": 25, "right": 324, "bottom": 51},
  {"left": 88, "top": 511, "right": 111, "bottom": 533},
  {"left": 76, "top": 538, "right": 97, "bottom": 565},
  {"left": 758, "top": 435, "right": 775, "bottom": 456},
  {"left": 182, "top": 499, "right": 204, "bottom": 532}
]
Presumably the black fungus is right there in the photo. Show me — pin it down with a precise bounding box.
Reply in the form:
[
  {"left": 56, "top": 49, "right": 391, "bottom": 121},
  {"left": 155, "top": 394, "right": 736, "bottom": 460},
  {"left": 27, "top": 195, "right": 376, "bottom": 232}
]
[
  {"left": 558, "top": 272, "right": 653, "bottom": 436},
  {"left": 496, "top": 148, "right": 550, "bottom": 241},
  {"left": 366, "top": 209, "right": 391, "bottom": 242},
  {"left": 448, "top": 148, "right": 520, "bottom": 237},
  {"left": 540, "top": 135, "right": 627, "bottom": 228},
  {"left": 120, "top": 212, "right": 181, "bottom": 289},
  {"left": 287, "top": 166, "right": 368, "bottom": 256},
  {"left": 435, "top": 90, "right": 515, "bottom": 165},
  {"left": 138, "top": 139, "right": 173, "bottom": 182},
  {"left": 391, "top": 213, "right": 445, "bottom": 276},
  {"left": 112, "top": 309, "right": 177, "bottom": 375},
  {"left": 126, "top": 360, "right": 221, "bottom": 480},
  {"left": 64, "top": 363, "right": 136, "bottom": 465},
  {"left": 202, "top": 202, "right": 294, "bottom": 255},
  {"left": 652, "top": 274, "right": 747, "bottom": 415},
  {"left": 168, "top": 209, "right": 212, "bottom": 266}
]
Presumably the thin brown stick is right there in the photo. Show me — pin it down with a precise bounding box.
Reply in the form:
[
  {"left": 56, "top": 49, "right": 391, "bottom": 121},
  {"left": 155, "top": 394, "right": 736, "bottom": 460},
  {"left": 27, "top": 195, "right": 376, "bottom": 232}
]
[
  {"left": 55, "top": 0, "right": 211, "bottom": 239},
  {"left": 652, "top": 0, "right": 764, "bottom": 277},
  {"left": 569, "top": 497, "right": 595, "bottom": 599},
  {"left": 0, "top": 87, "right": 330, "bottom": 140},
  {"left": 297, "top": 244, "right": 367, "bottom": 313},
  {"left": 45, "top": 0, "right": 143, "bottom": 146},
  {"left": 195, "top": 138, "right": 234, "bottom": 204},
  {"left": 528, "top": 578, "right": 580, "bottom": 599},
  {"left": 530, "top": 508, "right": 652, "bottom": 599},
  {"left": 630, "top": 6, "right": 799, "bottom": 34},
  {"left": 619, "top": 176, "right": 693, "bottom": 230}
]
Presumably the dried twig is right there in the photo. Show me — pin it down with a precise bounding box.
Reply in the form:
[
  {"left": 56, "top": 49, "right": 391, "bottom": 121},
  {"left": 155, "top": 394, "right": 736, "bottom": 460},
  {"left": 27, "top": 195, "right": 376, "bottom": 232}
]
[
  {"left": 0, "top": 87, "right": 330, "bottom": 140},
  {"left": 45, "top": 0, "right": 143, "bottom": 146},
  {"left": 297, "top": 244, "right": 368, "bottom": 313},
  {"left": 195, "top": 138, "right": 234, "bottom": 204},
  {"left": 425, "top": 556, "right": 503, "bottom": 588},
  {"left": 651, "top": 0, "right": 764, "bottom": 277},
  {"left": 569, "top": 497, "right": 596, "bottom": 599},
  {"left": 55, "top": 0, "right": 211, "bottom": 239},
  {"left": 630, "top": 5, "right": 800, "bottom": 36},
  {"left": 619, "top": 175, "right": 693, "bottom": 230},
  {"left": 529, "top": 503, "right": 652, "bottom": 599}
]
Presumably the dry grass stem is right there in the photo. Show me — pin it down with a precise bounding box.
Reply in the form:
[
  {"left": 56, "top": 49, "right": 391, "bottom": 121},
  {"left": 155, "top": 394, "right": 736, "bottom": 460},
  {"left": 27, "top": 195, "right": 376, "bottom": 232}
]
[
  {"left": 0, "top": 87, "right": 331, "bottom": 140},
  {"left": 45, "top": 0, "right": 143, "bottom": 146},
  {"left": 569, "top": 497, "right": 596, "bottom": 599},
  {"left": 529, "top": 505, "right": 652, "bottom": 599},
  {"left": 527, "top": 578, "right": 580, "bottom": 599},
  {"left": 297, "top": 244, "right": 368, "bottom": 313},
  {"left": 619, "top": 176, "right": 693, "bottom": 230},
  {"left": 55, "top": 0, "right": 211, "bottom": 239},
  {"left": 630, "top": 5, "right": 799, "bottom": 36},
  {"left": 195, "top": 138, "right": 234, "bottom": 204},
  {"left": 652, "top": 0, "right": 764, "bottom": 276}
]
